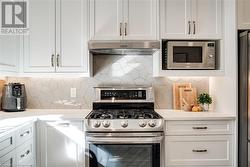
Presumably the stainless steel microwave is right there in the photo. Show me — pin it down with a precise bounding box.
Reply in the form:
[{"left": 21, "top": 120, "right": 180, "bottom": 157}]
[{"left": 162, "top": 41, "right": 216, "bottom": 70}]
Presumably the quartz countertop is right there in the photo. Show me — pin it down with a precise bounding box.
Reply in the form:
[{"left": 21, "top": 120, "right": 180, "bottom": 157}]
[
  {"left": 0, "top": 109, "right": 236, "bottom": 121},
  {"left": 156, "top": 109, "right": 236, "bottom": 120},
  {"left": 0, "top": 109, "right": 236, "bottom": 137}
]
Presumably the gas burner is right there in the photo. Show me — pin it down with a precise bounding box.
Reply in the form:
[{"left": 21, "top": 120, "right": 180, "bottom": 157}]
[
  {"left": 85, "top": 87, "right": 164, "bottom": 132},
  {"left": 86, "top": 109, "right": 162, "bottom": 120}
]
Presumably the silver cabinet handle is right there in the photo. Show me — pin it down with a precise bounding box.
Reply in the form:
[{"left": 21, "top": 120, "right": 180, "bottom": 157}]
[
  {"left": 188, "top": 21, "right": 191, "bottom": 34},
  {"left": 120, "top": 23, "right": 122, "bottom": 36},
  {"left": 21, "top": 150, "right": 30, "bottom": 158},
  {"left": 56, "top": 54, "right": 60, "bottom": 67},
  {"left": 51, "top": 54, "right": 55, "bottom": 67},
  {"left": 20, "top": 130, "right": 30, "bottom": 137},
  {"left": 193, "top": 21, "right": 196, "bottom": 34},
  {"left": 192, "top": 126, "right": 208, "bottom": 130},
  {"left": 192, "top": 149, "right": 207, "bottom": 153},
  {"left": 125, "top": 22, "right": 128, "bottom": 36},
  {"left": 56, "top": 122, "right": 70, "bottom": 127}
]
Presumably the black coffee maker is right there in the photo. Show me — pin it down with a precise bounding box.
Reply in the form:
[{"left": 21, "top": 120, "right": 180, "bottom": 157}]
[{"left": 1, "top": 83, "right": 27, "bottom": 112}]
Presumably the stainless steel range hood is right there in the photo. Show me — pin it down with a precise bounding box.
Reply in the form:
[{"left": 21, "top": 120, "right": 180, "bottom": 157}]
[{"left": 88, "top": 40, "right": 160, "bottom": 55}]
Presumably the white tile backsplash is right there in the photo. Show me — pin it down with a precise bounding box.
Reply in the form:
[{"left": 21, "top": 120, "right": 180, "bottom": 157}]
[{"left": 7, "top": 55, "right": 209, "bottom": 109}]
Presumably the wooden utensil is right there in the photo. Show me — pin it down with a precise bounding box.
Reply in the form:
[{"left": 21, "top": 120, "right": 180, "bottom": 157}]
[
  {"left": 173, "top": 83, "right": 192, "bottom": 109},
  {"left": 179, "top": 88, "right": 197, "bottom": 111}
]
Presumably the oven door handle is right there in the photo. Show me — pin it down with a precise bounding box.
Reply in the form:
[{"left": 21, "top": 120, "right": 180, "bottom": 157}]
[{"left": 86, "top": 136, "right": 164, "bottom": 144}]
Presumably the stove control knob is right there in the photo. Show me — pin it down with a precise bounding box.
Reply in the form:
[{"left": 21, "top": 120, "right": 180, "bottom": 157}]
[
  {"left": 102, "top": 120, "right": 110, "bottom": 128},
  {"left": 139, "top": 120, "right": 147, "bottom": 127},
  {"left": 121, "top": 120, "right": 128, "bottom": 128},
  {"left": 93, "top": 121, "right": 101, "bottom": 128},
  {"left": 148, "top": 120, "right": 156, "bottom": 128}
]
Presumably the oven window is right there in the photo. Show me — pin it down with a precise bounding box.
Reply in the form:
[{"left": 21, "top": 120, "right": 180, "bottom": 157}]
[
  {"left": 173, "top": 46, "right": 202, "bottom": 63},
  {"left": 88, "top": 144, "right": 160, "bottom": 167}
]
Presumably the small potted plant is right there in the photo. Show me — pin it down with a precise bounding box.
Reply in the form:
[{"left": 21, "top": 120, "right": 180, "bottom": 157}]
[{"left": 197, "top": 93, "right": 212, "bottom": 111}]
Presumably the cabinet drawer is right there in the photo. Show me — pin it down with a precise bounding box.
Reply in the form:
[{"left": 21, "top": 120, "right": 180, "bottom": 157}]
[
  {"left": 16, "top": 140, "right": 33, "bottom": 167},
  {"left": 165, "top": 135, "right": 233, "bottom": 166},
  {"left": 16, "top": 123, "right": 33, "bottom": 146},
  {"left": 166, "top": 120, "right": 233, "bottom": 135},
  {"left": 0, "top": 150, "right": 16, "bottom": 166},
  {"left": 0, "top": 132, "right": 15, "bottom": 157}
]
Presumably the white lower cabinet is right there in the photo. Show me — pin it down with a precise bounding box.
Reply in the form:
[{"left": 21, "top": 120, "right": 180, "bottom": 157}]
[
  {"left": 38, "top": 120, "right": 84, "bottom": 167},
  {"left": 0, "top": 151, "right": 16, "bottom": 167},
  {"left": 165, "top": 120, "right": 234, "bottom": 167},
  {"left": 165, "top": 135, "right": 232, "bottom": 166},
  {"left": 16, "top": 139, "right": 34, "bottom": 166},
  {"left": 0, "top": 121, "right": 35, "bottom": 167}
]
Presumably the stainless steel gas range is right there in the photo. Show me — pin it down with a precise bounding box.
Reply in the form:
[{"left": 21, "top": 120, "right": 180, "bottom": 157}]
[{"left": 84, "top": 87, "right": 164, "bottom": 167}]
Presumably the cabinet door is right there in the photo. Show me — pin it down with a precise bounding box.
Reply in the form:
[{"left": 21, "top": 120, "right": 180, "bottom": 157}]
[
  {"left": 23, "top": 0, "right": 56, "bottom": 73},
  {"left": 160, "top": 0, "right": 192, "bottom": 39},
  {"left": 89, "top": 0, "right": 123, "bottom": 40},
  {"left": 0, "top": 151, "right": 16, "bottom": 167},
  {"left": 165, "top": 135, "right": 233, "bottom": 166},
  {"left": 56, "top": 0, "right": 88, "bottom": 73},
  {"left": 123, "top": 0, "right": 158, "bottom": 40},
  {"left": 192, "top": 0, "right": 222, "bottom": 39},
  {"left": 0, "top": 36, "right": 19, "bottom": 73},
  {"left": 16, "top": 140, "right": 34, "bottom": 167},
  {"left": 40, "top": 121, "right": 84, "bottom": 167}
]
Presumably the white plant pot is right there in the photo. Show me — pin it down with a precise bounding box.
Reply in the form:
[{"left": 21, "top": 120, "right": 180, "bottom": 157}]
[{"left": 202, "top": 104, "right": 209, "bottom": 111}]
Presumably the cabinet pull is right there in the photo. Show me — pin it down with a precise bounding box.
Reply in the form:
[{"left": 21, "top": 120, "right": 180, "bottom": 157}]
[
  {"left": 193, "top": 21, "right": 196, "bottom": 34},
  {"left": 56, "top": 54, "right": 60, "bottom": 67},
  {"left": 20, "top": 130, "right": 30, "bottom": 137},
  {"left": 51, "top": 55, "right": 55, "bottom": 67},
  {"left": 56, "top": 122, "right": 70, "bottom": 127},
  {"left": 21, "top": 150, "right": 30, "bottom": 158},
  {"left": 120, "top": 23, "right": 122, "bottom": 36},
  {"left": 192, "top": 149, "right": 207, "bottom": 153},
  {"left": 188, "top": 21, "right": 191, "bottom": 34},
  {"left": 192, "top": 126, "right": 208, "bottom": 130},
  {"left": 125, "top": 22, "right": 128, "bottom": 36}
]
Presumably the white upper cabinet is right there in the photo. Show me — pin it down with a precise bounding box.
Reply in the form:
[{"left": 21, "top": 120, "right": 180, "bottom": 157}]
[
  {"left": 56, "top": 0, "right": 88, "bottom": 73},
  {"left": 0, "top": 36, "right": 19, "bottom": 73},
  {"left": 161, "top": 0, "right": 192, "bottom": 39},
  {"left": 90, "top": 0, "right": 158, "bottom": 40},
  {"left": 192, "top": 0, "right": 221, "bottom": 39},
  {"left": 24, "top": 0, "right": 89, "bottom": 74},
  {"left": 24, "top": 0, "right": 56, "bottom": 73},
  {"left": 90, "top": 0, "right": 123, "bottom": 40},
  {"left": 123, "top": 0, "right": 158, "bottom": 40},
  {"left": 161, "top": 0, "right": 222, "bottom": 39}
]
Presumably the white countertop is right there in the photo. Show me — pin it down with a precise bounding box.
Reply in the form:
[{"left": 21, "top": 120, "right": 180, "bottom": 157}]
[
  {"left": 0, "top": 109, "right": 236, "bottom": 121},
  {"left": 156, "top": 109, "right": 236, "bottom": 120},
  {"left": 0, "top": 109, "right": 236, "bottom": 137}
]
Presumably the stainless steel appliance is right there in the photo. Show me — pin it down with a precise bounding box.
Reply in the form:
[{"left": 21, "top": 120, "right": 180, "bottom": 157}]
[
  {"left": 85, "top": 87, "right": 164, "bottom": 167},
  {"left": 239, "top": 31, "right": 250, "bottom": 167},
  {"left": 162, "top": 40, "right": 216, "bottom": 70},
  {"left": 88, "top": 40, "right": 160, "bottom": 55},
  {"left": 1, "top": 83, "right": 27, "bottom": 112}
]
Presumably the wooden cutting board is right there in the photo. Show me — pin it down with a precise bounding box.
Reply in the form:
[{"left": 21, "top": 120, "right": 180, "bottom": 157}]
[
  {"left": 179, "top": 88, "right": 197, "bottom": 110},
  {"left": 0, "top": 80, "right": 6, "bottom": 110},
  {"left": 173, "top": 83, "right": 192, "bottom": 110}
]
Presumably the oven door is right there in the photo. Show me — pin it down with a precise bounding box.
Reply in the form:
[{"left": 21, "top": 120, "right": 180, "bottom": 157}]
[
  {"left": 167, "top": 41, "right": 209, "bottom": 69},
  {"left": 85, "top": 133, "right": 164, "bottom": 167}
]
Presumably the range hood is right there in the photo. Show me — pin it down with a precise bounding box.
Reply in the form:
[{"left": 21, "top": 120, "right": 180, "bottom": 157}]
[{"left": 88, "top": 40, "right": 160, "bottom": 55}]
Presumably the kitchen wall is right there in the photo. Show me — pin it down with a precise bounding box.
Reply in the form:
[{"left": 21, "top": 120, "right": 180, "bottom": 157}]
[{"left": 7, "top": 55, "right": 209, "bottom": 109}]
